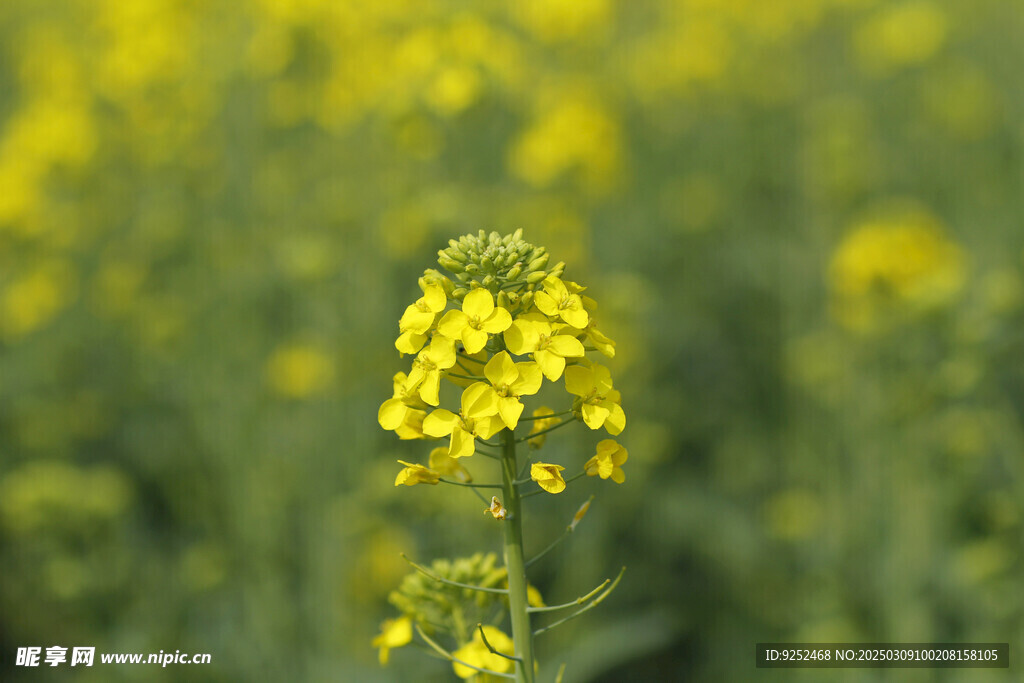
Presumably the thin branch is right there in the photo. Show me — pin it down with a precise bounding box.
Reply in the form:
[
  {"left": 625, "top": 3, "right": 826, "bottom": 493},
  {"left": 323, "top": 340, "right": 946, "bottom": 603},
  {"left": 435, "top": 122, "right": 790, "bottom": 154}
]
[
  {"left": 516, "top": 410, "right": 573, "bottom": 422},
  {"left": 527, "top": 578, "right": 610, "bottom": 613},
  {"left": 401, "top": 554, "right": 509, "bottom": 594},
  {"left": 525, "top": 495, "right": 594, "bottom": 567},
  {"left": 414, "top": 625, "right": 516, "bottom": 679},
  {"left": 476, "top": 623, "right": 523, "bottom": 663},
  {"left": 515, "top": 419, "right": 574, "bottom": 444},
  {"left": 438, "top": 478, "right": 503, "bottom": 489},
  {"left": 532, "top": 567, "right": 626, "bottom": 636},
  {"left": 447, "top": 371, "right": 487, "bottom": 382}
]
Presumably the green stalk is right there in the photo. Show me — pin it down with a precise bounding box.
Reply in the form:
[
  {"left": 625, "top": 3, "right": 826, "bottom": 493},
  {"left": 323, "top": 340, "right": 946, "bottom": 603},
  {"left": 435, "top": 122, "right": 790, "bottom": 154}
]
[{"left": 501, "top": 427, "right": 534, "bottom": 683}]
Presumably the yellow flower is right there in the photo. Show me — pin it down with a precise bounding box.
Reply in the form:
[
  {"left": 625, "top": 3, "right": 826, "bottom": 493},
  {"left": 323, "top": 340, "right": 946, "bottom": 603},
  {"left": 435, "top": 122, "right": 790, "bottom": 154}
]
[
  {"left": 396, "top": 283, "right": 447, "bottom": 354},
  {"left": 564, "top": 362, "right": 625, "bottom": 434},
  {"left": 437, "top": 288, "right": 512, "bottom": 354},
  {"left": 452, "top": 626, "right": 515, "bottom": 679},
  {"left": 372, "top": 615, "right": 413, "bottom": 665},
  {"left": 422, "top": 383, "right": 505, "bottom": 458},
  {"left": 394, "top": 460, "right": 440, "bottom": 486},
  {"left": 378, "top": 371, "right": 429, "bottom": 439},
  {"left": 504, "top": 312, "right": 584, "bottom": 380},
  {"left": 533, "top": 275, "right": 588, "bottom": 329},
  {"left": 530, "top": 462, "right": 566, "bottom": 493},
  {"left": 428, "top": 446, "right": 472, "bottom": 482},
  {"left": 469, "top": 351, "right": 543, "bottom": 429},
  {"left": 404, "top": 336, "right": 457, "bottom": 406},
  {"left": 585, "top": 439, "right": 628, "bottom": 483},
  {"left": 527, "top": 406, "right": 562, "bottom": 449}
]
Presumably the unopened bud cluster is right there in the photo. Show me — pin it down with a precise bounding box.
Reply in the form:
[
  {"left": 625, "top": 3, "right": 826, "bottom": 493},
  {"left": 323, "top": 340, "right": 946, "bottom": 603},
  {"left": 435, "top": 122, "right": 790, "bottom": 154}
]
[{"left": 438, "top": 229, "right": 565, "bottom": 302}]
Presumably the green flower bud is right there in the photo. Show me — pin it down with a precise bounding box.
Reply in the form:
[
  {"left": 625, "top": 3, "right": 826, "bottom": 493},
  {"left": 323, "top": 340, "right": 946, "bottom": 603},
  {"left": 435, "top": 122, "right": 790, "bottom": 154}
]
[
  {"left": 506, "top": 265, "right": 522, "bottom": 280},
  {"left": 520, "top": 291, "right": 534, "bottom": 308},
  {"left": 482, "top": 274, "right": 496, "bottom": 288},
  {"left": 452, "top": 287, "right": 468, "bottom": 299},
  {"left": 528, "top": 254, "right": 549, "bottom": 271},
  {"left": 550, "top": 261, "right": 565, "bottom": 278},
  {"left": 465, "top": 263, "right": 481, "bottom": 275},
  {"left": 497, "top": 291, "right": 511, "bottom": 309},
  {"left": 480, "top": 256, "right": 494, "bottom": 271},
  {"left": 526, "top": 271, "right": 547, "bottom": 285},
  {"left": 439, "top": 256, "right": 465, "bottom": 273}
]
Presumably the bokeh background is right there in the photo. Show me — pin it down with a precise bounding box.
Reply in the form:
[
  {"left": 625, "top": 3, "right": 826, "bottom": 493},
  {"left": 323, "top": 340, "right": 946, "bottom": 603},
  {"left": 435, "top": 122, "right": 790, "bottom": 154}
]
[{"left": 2, "top": 0, "right": 1023, "bottom": 681}]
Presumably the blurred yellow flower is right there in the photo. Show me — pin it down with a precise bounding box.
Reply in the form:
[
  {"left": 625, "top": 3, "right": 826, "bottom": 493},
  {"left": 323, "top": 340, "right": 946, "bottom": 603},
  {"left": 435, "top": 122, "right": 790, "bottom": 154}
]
[
  {"left": 508, "top": 97, "right": 621, "bottom": 192},
  {"left": 394, "top": 460, "right": 441, "bottom": 487},
  {"left": 428, "top": 446, "right": 472, "bottom": 482},
  {"left": 265, "top": 344, "right": 335, "bottom": 398},
  {"left": 829, "top": 206, "right": 967, "bottom": 331},
  {"left": 527, "top": 406, "right": 562, "bottom": 449},
  {"left": 372, "top": 615, "right": 412, "bottom": 665},
  {"left": 855, "top": 1, "right": 948, "bottom": 73},
  {"left": 452, "top": 626, "right": 514, "bottom": 679},
  {"left": 1, "top": 261, "right": 76, "bottom": 339}
]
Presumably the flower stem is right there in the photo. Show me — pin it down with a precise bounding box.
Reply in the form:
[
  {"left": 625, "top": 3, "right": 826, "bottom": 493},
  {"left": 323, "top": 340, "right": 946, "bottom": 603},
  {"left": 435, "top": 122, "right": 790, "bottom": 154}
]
[{"left": 500, "top": 428, "right": 535, "bottom": 683}]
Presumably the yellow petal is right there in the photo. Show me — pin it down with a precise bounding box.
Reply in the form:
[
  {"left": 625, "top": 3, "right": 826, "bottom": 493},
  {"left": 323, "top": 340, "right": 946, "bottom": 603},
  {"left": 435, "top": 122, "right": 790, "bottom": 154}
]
[
  {"left": 474, "top": 414, "right": 506, "bottom": 440},
  {"left": 564, "top": 365, "right": 594, "bottom": 396},
  {"left": 423, "top": 283, "right": 446, "bottom": 312},
  {"left": 604, "top": 402, "right": 626, "bottom": 435},
  {"left": 437, "top": 310, "right": 468, "bottom": 339},
  {"left": 547, "top": 334, "right": 585, "bottom": 357},
  {"left": 462, "top": 288, "right": 494, "bottom": 319},
  {"left": 592, "top": 364, "right": 614, "bottom": 394},
  {"left": 418, "top": 371, "right": 441, "bottom": 406},
  {"left": 422, "top": 409, "right": 459, "bottom": 437},
  {"left": 560, "top": 303, "right": 588, "bottom": 329},
  {"left": 534, "top": 350, "right": 566, "bottom": 381},
  {"left": 611, "top": 467, "right": 626, "bottom": 484},
  {"left": 504, "top": 319, "right": 539, "bottom": 355},
  {"left": 462, "top": 382, "right": 499, "bottom": 418},
  {"left": 485, "top": 351, "right": 517, "bottom": 386},
  {"left": 449, "top": 426, "right": 475, "bottom": 458},
  {"left": 581, "top": 402, "right": 610, "bottom": 430},
  {"left": 378, "top": 398, "right": 408, "bottom": 431},
  {"left": 427, "top": 336, "right": 457, "bottom": 368},
  {"left": 395, "top": 330, "right": 428, "bottom": 355},
  {"left": 533, "top": 290, "right": 559, "bottom": 317},
  {"left": 511, "top": 362, "right": 543, "bottom": 395},
  {"left": 480, "top": 306, "right": 512, "bottom": 333},
  {"left": 400, "top": 305, "right": 435, "bottom": 335},
  {"left": 498, "top": 396, "right": 524, "bottom": 430},
  {"left": 461, "top": 326, "right": 488, "bottom": 354}
]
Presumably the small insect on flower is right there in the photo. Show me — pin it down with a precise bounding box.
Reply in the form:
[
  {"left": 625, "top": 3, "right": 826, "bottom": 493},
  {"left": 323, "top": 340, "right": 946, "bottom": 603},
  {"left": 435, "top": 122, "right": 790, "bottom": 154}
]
[{"left": 485, "top": 496, "right": 508, "bottom": 520}]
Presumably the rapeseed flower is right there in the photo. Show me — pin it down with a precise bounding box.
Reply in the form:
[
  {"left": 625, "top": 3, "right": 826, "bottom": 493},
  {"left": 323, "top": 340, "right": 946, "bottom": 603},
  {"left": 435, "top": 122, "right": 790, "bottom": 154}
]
[
  {"left": 396, "top": 283, "right": 447, "bottom": 354},
  {"left": 394, "top": 460, "right": 441, "bottom": 486},
  {"left": 564, "top": 362, "right": 625, "bottom": 434},
  {"left": 533, "top": 275, "right": 588, "bottom": 328},
  {"left": 404, "top": 335, "right": 458, "bottom": 405},
  {"left": 585, "top": 439, "right": 628, "bottom": 483},
  {"left": 437, "top": 288, "right": 512, "bottom": 354},
  {"left": 470, "top": 351, "right": 543, "bottom": 429},
  {"left": 422, "top": 383, "right": 505, "bottom": 458},
  {"left": 504, "top": 312, "right": 584, "bottom": 380},
  {"left": 428, "top": 446, "right": 472, "bottom": 482},
  {"left": 530, "top": 462, "right": 566, "bottom": 493},
  {"left": 379, "top": 371, "right": 430, "bottom": 440}
]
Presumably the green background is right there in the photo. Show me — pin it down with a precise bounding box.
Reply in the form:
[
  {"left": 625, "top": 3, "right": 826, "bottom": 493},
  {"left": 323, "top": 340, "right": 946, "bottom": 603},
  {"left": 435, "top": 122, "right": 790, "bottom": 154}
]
[{"left": 1, "top": 0, "right": 1022, "bottom": 680}]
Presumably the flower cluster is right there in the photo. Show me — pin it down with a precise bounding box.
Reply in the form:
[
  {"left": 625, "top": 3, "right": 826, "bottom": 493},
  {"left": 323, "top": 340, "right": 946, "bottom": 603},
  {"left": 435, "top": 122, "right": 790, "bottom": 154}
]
[{"left": 378, "top": 231, "right": 627, "bottom": 493}]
